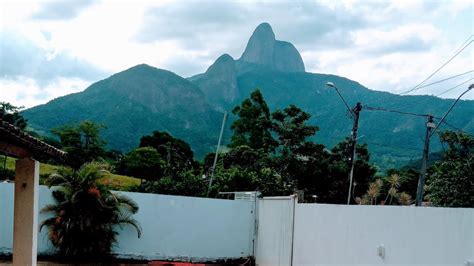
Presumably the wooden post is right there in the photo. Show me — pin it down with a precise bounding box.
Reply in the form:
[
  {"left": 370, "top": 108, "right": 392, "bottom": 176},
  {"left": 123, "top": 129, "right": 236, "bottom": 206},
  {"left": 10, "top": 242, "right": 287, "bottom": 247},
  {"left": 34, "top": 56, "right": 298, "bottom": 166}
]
[{"left": 13, "top": 157, "right": 39, "bottom": 266}]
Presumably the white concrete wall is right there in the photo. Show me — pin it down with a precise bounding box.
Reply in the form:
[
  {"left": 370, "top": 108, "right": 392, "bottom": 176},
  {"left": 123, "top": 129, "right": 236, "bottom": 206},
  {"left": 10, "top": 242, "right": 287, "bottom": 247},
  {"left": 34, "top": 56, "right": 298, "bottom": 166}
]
[
  {"left": 255, "top": 196, "right": 296, "bottom": 266},
  {"left": 113, "top": 191, "right": 255, "bottom": 261},
  {"left": 0, "top": 183, "right": 255, "bottom": 261},
  {"left": 293, "top": 204, "right": 474, "bottom": 266},
  {"left": 0, "top": 183, "right": 55, "bottom": 255}
]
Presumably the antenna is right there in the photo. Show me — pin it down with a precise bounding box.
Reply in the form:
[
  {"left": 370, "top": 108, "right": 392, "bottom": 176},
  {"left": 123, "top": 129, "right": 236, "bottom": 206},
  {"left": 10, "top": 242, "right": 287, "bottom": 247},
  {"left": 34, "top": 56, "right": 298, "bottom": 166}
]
[{"left": 207, "top": 111, "right": 228, "bottom": 197}]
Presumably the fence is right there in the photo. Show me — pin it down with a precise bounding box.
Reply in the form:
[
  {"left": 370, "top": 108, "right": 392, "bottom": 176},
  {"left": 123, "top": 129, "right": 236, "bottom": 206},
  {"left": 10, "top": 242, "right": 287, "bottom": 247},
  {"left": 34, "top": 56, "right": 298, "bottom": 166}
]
[
  {"left": 1, "top": 182, "right": 473, "bottom": 265},
  {"left": 255, "top": 199, "right": 474, "bottom": 266},
  {"left": 0, "top": 183, "right": 256, "bottom": 261}
]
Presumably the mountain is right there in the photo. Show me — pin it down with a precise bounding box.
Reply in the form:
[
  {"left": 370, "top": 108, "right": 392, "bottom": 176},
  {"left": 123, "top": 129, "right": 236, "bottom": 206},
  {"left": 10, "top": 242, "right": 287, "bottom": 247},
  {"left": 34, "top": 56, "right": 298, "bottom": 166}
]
[
  {"left": 23, "top": 64, "right": 222, "bottom": 157},
  {"left": 23, "top": 23, "right": 474, "bottom": 171},
  {"left": 189, "top": 23, "right": 474, "bottom": 170},
  {"left": 240, "top": 22, "right": 305, "bottom": 72}
]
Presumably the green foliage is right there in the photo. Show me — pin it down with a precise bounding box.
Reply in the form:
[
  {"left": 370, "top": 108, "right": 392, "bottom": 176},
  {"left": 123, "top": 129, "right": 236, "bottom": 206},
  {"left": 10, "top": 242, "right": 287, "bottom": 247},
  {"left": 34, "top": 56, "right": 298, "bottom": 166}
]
[
  {"left": 40, "top": 162, "right": 141, "bottom": 259},
  {"left": 230, "top": 89, "right": 277, "bottom": 153},
  {"left": 52, "top": 121, "right": 107, "bottom": 169},
  {"left": 142, "top": 170, "right": 206, "bottom": 197},
  {"left": 427, "top": 131, "right": 473, "bottom": 207},
  {"left": 0, "top": 102, "right": 27, "bottom": 129},
  {"left": 117, "top": 147, "right": 165, "bottom": 183},
  {"left": 272, "top": 104, "right": 318, "bottom": 157},
  {"left": 304, "top": 139, "right": 376, "bottom": 203},
  {"left": 139, "top": 131, "right": 197, "bottom": 177},
  {"left": 208, "top": 164, "right": 291, "bottom": 197}
]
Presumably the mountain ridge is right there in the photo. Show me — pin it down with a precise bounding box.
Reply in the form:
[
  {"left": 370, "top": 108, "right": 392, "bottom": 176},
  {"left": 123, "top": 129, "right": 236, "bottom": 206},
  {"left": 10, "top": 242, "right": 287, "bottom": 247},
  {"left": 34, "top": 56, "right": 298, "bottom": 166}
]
[{"left": 22, "top": 23, "right": 474, "bottom": 171}]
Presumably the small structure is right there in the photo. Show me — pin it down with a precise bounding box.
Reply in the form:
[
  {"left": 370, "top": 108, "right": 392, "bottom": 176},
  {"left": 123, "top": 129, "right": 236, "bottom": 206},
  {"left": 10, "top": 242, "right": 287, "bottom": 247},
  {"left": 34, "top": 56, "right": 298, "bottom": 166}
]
[{"left": 0, "top": 119, "right": 66, "bottom": 265}]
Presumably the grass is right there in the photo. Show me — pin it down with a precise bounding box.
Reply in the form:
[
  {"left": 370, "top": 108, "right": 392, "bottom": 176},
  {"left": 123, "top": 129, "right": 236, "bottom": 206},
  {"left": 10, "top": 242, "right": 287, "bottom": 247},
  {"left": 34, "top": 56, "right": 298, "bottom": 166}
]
[
  {"left": 99, "top": 174, "right": 141, "bottom": 191},
  {"left": 2, "top": 156, "right": 58, "bottom": 175},
  {"left": 1, "top": 155, "right": 140, "bottom": 191}
]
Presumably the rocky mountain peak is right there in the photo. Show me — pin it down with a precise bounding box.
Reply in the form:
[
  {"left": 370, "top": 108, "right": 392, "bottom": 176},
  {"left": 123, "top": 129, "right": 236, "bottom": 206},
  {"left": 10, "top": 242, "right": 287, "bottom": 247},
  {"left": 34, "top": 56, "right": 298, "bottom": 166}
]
[{"left": 240, "top": 22, "right": 305, "bottom": 72}]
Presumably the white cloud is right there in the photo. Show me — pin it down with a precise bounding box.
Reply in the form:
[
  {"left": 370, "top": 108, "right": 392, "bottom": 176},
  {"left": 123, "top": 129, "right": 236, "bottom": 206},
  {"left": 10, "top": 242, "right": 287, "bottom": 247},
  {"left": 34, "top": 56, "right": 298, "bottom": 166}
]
[
  {"left": 0, "top": 77, "right": 91, "bottom": 108},
  {"left": 0, "top": 0, "right": 473, "bottom": 109}
]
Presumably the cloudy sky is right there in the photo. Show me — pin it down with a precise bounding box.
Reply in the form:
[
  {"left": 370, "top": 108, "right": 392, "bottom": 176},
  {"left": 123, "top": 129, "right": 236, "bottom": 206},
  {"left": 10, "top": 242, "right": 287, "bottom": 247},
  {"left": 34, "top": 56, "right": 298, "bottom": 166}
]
[{"left": 1, "top": 0, "right": 473, "bottom": 108}]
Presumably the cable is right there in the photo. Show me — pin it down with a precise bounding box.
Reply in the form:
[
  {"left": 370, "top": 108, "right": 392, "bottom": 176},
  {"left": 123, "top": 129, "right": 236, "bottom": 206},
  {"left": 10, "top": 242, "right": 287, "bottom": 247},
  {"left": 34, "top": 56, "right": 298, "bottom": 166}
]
[
  {"left": 363, "top": 105, "right": 430, "bottom": 118},
  {"left": 436, "top": 77, "right": 474, "bottom": 97},
  {"left": 364, "top": 105, "right": 468, "bottom": 136},
  {"left": 415, "top": 70, "right": 473, "bottom": 91},
  {"left": 400, "top": 36, "right": 473, "bottom": 95},
  {"left": 430, "top": 84, "right": 474, "bottom": 137},
  {"left": 452, "top": 34, "right": 474, "bottom": 55},
  {"left": 438, "top": 119, "right": 466, "bottom": 133}
]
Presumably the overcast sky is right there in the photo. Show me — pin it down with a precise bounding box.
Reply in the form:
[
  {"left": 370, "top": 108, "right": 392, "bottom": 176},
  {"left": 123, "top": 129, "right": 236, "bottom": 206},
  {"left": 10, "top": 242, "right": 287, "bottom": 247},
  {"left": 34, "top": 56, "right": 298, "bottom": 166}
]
[{"left": 1, "top": 0, "right": 473, "bottom": 108}]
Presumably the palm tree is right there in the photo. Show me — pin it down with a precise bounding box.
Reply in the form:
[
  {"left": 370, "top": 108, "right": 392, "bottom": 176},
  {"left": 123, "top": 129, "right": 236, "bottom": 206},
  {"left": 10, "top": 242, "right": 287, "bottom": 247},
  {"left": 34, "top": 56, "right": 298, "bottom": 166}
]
[{"left": 40, "top": 162, "right": 141, "bottom": 259}]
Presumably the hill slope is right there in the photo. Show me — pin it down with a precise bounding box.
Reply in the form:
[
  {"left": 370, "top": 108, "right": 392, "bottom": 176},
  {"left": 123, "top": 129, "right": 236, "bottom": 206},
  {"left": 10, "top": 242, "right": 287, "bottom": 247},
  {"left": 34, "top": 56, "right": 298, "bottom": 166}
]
[{"left": 23, "top": 64, "right": 222, "bottom": 157}]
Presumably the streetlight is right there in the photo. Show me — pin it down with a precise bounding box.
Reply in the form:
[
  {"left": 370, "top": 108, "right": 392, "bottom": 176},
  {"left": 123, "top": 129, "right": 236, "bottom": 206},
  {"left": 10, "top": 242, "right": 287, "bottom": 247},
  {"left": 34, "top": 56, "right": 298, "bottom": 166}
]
[{"left": 325, "top": 81, "right": 362, "bottom": 205}]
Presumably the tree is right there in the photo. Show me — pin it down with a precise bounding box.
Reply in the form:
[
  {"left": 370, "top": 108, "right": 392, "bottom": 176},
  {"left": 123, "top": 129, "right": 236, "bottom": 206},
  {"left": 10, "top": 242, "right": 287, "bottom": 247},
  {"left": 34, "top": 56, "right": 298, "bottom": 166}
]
[
  {"left": 427, "top": 131, "right": 473, "bottom": 207},
  {"left": 272, "top": 104, "right": 318, "bottom": 157},
  {"left": 143, "top": 170, "right": 207, "bottom": 197},
  {"left": 52, "top": 121, "right": 107, "bottom": 169},
  {"left": 139, "top": 131, "right": 197, "bottom": 177},
  {"left": 0, "top": 102, "right": 27, "bottom": 129},
  {"left": 315, "top": 139, "right": 376, "bottom": 203},
  {"left": 117, "top": 147, "right": 165, "bottom": 184},
  {"left": 271, "top": 104, "right": 319, "bottom": 190},
  {"left": 230, "top": 89, "right": 277, "bottom": 153},
  {"left": 222, "top": 145, "right": 270, "bottom": 171},
  {"left": 40, "top": 162, "right": 141, "bottom": 259}
]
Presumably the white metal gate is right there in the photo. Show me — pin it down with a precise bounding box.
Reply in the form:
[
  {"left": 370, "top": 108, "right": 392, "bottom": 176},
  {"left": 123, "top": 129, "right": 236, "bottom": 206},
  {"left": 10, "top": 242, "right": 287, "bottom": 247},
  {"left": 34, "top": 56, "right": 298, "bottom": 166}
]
[{"left": 255, "top": 195, "right": 296, "bottom": 266}]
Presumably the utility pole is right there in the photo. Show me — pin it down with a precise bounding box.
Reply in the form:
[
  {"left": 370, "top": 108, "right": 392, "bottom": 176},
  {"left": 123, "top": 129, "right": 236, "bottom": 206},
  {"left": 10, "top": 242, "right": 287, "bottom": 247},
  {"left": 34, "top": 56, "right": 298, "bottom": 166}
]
[
  {"left": 207, "top": 111, "right": 228, "bottom": 197},
  {"left": 347, "top": 102, "right": 362, "bottom": 205},
  {"left": 325, "top": 82, "right": 364, "bottom": 205},
  {"left": 415, "top": 115, "right": 435, "bottom": 206}
]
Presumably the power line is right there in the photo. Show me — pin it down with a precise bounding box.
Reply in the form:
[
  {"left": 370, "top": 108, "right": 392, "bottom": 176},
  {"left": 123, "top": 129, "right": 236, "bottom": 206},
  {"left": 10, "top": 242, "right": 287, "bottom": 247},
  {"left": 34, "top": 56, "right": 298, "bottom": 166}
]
[
  {"left": 415, "top": 70, "right": 473, "bottom": 91},
  {"left": 363, "top": 105, "right": 430, "bottom": 118},
  {"left": 437, "top": 119, "right": 466, "bottom": 133},
  {"left": 452, "top": 34, "right": 474, "bottom": 55},
  {"left": 430, "top": 84, "right": 474, "bottom": 137},
  {"left": 435, "top": 77, "right": 474, "bottom": 97},
  {"left": 400, "top": 36, "right": 473, "bottom": 95},
  {"left": 364, "top": 105, "right": 467, "bottom": 133}
]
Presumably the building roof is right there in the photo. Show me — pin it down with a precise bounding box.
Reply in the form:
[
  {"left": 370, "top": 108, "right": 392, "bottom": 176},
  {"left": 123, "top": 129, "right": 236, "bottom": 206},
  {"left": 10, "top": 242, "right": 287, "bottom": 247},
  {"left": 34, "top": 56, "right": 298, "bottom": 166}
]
[{"left": 0, "top": 119, "right": 66, "bottom": 160}]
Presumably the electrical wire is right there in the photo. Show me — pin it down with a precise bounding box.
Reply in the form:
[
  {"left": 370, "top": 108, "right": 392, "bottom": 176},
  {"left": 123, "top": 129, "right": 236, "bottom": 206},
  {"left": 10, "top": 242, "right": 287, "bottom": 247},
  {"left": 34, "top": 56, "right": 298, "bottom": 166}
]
[
  {"left": 436, "top": 77, "right": 474, "bottom": 97},
  {"left": 364, "top": 105, "right": 468, "bottom": 134},
  {"left": 430, "top": 84, "right": 474, "bottom": 137},
  {"left": 400, "top": 36, "right": 473, "bottom": 95},
  {"left": 363, "top": 105, "right": 430, "bottom": 118},
  {"left": 437, "top": 119, "right": 466, "bottom": 133},
  {"left": 415, "top": 70, "right": 473, "bottom": 91}
]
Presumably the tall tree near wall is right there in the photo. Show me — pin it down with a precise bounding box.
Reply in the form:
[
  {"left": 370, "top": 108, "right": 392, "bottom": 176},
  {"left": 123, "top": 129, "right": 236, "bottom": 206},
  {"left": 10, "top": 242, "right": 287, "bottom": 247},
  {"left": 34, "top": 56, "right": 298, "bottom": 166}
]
[
  {"left": 229, "top": 89, "right": 277, "bottom": 153},
  {"left": 139, "top": 131, "right": 197, "bottom": 178},
  {"left": 427, "top": 131, "right": 473, "bottom": 207}
]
